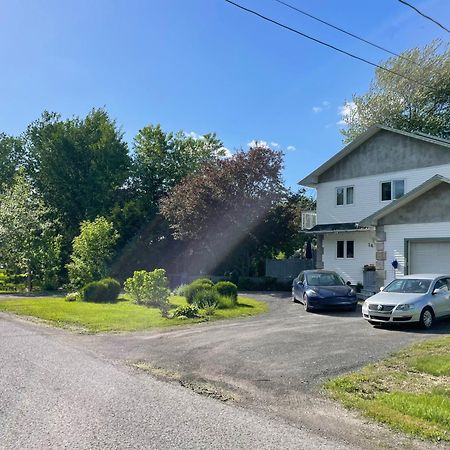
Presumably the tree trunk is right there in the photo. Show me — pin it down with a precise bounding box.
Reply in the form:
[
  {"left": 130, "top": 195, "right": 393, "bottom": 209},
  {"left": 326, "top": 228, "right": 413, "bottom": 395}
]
[{"left": 26, "top": 262, "right": 32, "bottom": 292}]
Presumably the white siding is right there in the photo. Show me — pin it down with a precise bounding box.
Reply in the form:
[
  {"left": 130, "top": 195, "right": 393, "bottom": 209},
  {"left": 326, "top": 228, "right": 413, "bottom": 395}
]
[
  {"left": 323, "top": 231, "right": 376, "bottom": 284},
  {"left": 384, "top": 222, "right": 450, "bottom": 284},
  {"left": 316, "top": 163, "right": 450, "bottom": 224}
]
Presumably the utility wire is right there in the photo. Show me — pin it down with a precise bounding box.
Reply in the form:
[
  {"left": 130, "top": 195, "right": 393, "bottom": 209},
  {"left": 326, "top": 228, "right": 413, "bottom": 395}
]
[
  {"left": 224, "top": 0, "right": 432, "bottom": 89},
  {"left": 273, "top": 0, "right": 422, "bottom": 68},
  {"left": 398, "top": 0, "right": 450, "bottom": 34}
]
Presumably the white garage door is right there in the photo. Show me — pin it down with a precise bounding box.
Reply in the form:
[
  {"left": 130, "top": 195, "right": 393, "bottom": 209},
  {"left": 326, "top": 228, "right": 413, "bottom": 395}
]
[{"left": 410, "top": 241, "right": 450, "bottom": 274}]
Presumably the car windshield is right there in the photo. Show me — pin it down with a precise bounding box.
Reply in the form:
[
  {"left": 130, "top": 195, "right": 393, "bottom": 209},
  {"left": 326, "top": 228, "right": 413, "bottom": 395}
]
[
  {"left": 306, "top": 273, "right": 345, "bottom": 286},
  {"left": 384, "top": 278, "right": 431, "bottom": 294}
]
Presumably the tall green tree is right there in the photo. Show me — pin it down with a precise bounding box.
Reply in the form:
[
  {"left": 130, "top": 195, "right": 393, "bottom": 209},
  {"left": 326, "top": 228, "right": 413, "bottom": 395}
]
[
  {"left": 67, "top": 216, "right": 119, "bottom": 288},
  {"left": 0, "top": 134, "right": 23, "bottom": 193},
  {"left": 133, "top": 125, "right": 224, "bottom": 208},
  {"left": 25, "top": 109, "right": 131, "bottom": 238},
  {"left": 0, "top": 172, "right": 62, "bottom": 291},
  {"left": 341, "top": 41, "right": 450, "bottom": 143}
]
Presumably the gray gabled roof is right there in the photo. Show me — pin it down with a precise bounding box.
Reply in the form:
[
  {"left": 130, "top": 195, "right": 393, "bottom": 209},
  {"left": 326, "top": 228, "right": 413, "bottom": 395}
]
[
  {"left": 299, "top": 125, "right": 450, "bottom": 187},
  {"left": 358, "top": 175, "right": 450, "bottom": 227}
]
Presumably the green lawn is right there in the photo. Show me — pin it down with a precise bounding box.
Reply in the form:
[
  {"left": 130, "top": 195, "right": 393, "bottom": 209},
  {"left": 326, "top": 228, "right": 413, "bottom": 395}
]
[
  {"left": 0, "top": 295, "right": 267, "bottom": 332},
  {"left": 325, "top": 336, "right": 450, "bottom": 441}
]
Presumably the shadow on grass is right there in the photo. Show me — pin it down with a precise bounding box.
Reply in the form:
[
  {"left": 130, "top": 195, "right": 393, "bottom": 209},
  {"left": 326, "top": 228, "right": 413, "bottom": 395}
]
[{"left": 236, "top": 302, "right": 255, "bottom": 309}]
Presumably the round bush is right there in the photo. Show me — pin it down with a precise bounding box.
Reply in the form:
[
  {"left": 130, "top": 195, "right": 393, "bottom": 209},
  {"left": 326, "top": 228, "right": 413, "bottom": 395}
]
[
  {"left": 215, "top": 281, "right": 237, "bottom": 301},
  {"left": 185, "top": 282, "right": 214, "bottom": 304},
  {"left": 81, "top": 278, "right": 121, "bottom": 303},
  {"left": 191, "top": 278, "right": 214, "bottom": 287},
  {"left": 217, "top": 295, "right": 236, "bottom": 309},
  {"left": 193, "top": 288, "right": 221, "bottom": 308}
]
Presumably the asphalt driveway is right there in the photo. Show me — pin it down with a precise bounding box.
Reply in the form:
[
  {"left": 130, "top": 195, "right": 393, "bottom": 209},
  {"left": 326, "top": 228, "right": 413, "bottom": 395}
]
[{"left": 68, "top": 292, "right": 449, "bottom": 450}]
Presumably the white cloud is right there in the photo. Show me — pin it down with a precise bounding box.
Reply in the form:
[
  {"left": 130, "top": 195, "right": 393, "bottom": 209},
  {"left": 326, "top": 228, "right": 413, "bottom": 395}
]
[
  {"left": 337, "top": 101, "right": 356, "bottom": 125},
  {"left": 270, "top": 141, "right": 280, "bottom": 148},
  {"left": 247, "top": 140, "right": 269, "bottom": 149},
  {"left": 184, "top": 131, "right": 205, "bottom": 140},
  {"left": 312, "top": 100, "right": 331, "bottom": 114},
  {"left": 286, "top": 145, "right": 296, "bottom": 152}
]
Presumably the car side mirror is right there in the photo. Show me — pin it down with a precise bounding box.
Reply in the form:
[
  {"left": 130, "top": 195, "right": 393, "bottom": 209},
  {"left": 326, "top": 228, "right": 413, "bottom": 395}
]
[
  {"left": 432, "top": 288, "right": 443, "bottom": 295},
  {"left": 379, "top": 286, "right": 385, "bottom": 292},
  {"left": 346, "top": 281, "right": 351, "bottom": 286}
]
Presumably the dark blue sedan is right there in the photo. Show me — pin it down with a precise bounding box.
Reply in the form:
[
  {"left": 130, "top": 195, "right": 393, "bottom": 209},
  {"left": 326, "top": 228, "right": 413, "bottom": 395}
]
[{"left": 292, "top": 270, "right": 357, "bottom": 312}]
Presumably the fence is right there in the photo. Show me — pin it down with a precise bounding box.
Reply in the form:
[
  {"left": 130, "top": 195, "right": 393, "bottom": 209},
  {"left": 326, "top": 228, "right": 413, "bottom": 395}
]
[{"left": 265, "top": 258, "right": 315, "bottom": 280}]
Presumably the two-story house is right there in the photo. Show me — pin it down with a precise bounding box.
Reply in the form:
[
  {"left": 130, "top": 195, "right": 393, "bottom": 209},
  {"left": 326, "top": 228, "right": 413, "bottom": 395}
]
[{"left": 300, "top": 125, "right": 450, "bottom": 291}]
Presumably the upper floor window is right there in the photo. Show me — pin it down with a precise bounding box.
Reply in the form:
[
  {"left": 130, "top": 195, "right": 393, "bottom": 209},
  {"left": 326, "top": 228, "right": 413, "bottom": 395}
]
[
  {"left": 381, "top": 179, "right": 404, "bottom": 201},
  {"left": 336, "top": 186, "right": 354, "bottom": 206}
]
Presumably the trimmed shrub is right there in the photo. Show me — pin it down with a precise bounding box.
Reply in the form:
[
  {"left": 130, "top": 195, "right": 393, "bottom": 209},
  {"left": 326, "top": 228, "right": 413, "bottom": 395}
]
[
  {"left": 192, "top": 288, "right": 221, "bottom": 309},
  {"left": 217, "top": 295, "right": 236, "bottom": 309},
  {"left": 173, "top": 304, "right": 199, "bottom": 318},
  {"left": 191, "top": 278, "right": 214, "bottom": 287},
  {"left": 124, "top": 269, "right": 171, "bottom": 316},
  {"left": 184, "top": 282, "right": 214, "bottom": 304},
  {"left": 81, "top": 278, "right": 121, "bottom": 303},
  {"left": 215, "top": 281, "right": 238, "bottom": 300},
  {"left": 65, "top": 292, "right": 81, "bottom": 302}
]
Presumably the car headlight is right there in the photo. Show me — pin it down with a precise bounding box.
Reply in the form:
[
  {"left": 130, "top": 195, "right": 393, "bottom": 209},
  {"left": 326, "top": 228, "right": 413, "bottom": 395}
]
[
  {"left": 347, "top": 289, "right": 356, "bottom": 296},
  {"left": 306, "top": 289, "right": 322, "bottom": 298},
  {"left": 396, "top": 304, "right": 414, "bottom": 311}
]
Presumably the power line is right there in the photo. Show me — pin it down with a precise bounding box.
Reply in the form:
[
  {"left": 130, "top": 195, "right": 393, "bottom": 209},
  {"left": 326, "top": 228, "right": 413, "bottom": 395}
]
[
  {"left": 398, "top": 0, "right": 450, "bottom": 34},
  {"left": 273, "top": 0, "right": 421, "bottom": 68},
  {"left": 223, "top": 0, "right": 432, "bottom": 89}
]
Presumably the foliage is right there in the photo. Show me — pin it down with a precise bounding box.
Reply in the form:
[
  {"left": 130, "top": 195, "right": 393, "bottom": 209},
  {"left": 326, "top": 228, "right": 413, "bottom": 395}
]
[
  {"left": 172, "top": 304, "right": 200, "bottom": 318},
  {"left": 173, "top": 283, "right": 188, "bottom": 297},
  {"left": 215, "top": 281, "right": 238, "bottom": 301},
  {"left": 0, "top": 134, "right": 23, "bottom": 193},
  {"left": 132, "top": 124, "right": 224, "bottom": 207},
  {"left": 341, "top": 41, "right": 450, "bottom": 142},
  {"left": 0, "top": 172, "right": 62, "bottom": 291},
  {"left": 184, "top": 281, "right": 216, "bottom": 304},
  {"left": 191, "top": 278, "right": 214, "bottom": 287},
  {"left": 81, "top": 278, "right": 121, "bottom": 303},
  {"left": 192, "top": 288, "right": 221, "bottom": 308},
  {"left": 237, "top": 276, "right": 277, "bottom": 291},
  {"left": 67, "top": 217, "right": 119, "bottom": 288},
  {"left": 24, "top": 109, "right": 131, "bottom": 239},
  {"left": 124, "top": 268, "right": 171, "bottom": 316},
  {"left": 65, "top": 292, "right": 81, "bottom": 302}
]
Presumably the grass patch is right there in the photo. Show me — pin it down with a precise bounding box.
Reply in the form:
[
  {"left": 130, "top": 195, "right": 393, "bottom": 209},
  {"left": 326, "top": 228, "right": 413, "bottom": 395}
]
[
  {"left": 0, "top": 295, "right": 267, "bottom": 332},
  {"left": 325, "top": 336, "right": 450, "bottom": 441}
]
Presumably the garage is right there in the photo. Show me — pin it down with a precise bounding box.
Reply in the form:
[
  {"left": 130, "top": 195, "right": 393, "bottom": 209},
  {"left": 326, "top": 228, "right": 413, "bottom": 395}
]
[{"left": 409, "top": 240, "right": 450, "bottom": 275}]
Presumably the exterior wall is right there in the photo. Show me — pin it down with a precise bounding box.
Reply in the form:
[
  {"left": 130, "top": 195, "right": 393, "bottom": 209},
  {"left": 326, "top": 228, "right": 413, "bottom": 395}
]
[
  {"left": 379, "top": 183, "right": 450, "bottom": 225},
  {"left": 316, "top": 163, "right": 450, "bottom": 224},
  {"left": 318, "top": 130, "right": 450, "bottom": 183},
  {"left": 383, "top": 222, "right": 450, "bottom": 285},
  {"left": 322, "top": 231, "right": 376, "bottom": 285}
]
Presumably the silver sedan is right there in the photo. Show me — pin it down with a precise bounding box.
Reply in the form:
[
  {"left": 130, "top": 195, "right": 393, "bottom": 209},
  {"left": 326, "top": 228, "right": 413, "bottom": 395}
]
[{"left": 362, "top": 274, "right": 450, "bottom": 329}]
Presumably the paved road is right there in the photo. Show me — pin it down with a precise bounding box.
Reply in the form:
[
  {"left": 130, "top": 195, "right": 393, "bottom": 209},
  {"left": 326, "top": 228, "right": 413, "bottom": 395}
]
[
  {"left": 71, "top": 292, "right": 450, "bottom": 450},
  {"left": 1, "top": 293, "right": 448, "bottom": 449},
  {"left": 0, "top": 314, "right": 353, "bottom": 450}
]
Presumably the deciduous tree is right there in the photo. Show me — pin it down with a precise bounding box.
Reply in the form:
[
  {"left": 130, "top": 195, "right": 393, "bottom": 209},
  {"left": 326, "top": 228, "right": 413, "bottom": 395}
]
[{"left": 341, "top": 41, "right": 450, "bottom": 142}]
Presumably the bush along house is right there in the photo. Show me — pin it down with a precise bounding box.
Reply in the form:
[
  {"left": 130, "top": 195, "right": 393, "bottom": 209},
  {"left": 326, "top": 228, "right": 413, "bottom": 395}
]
[{"left": 300, "top": 125, "right": 450, "bottom": 295}]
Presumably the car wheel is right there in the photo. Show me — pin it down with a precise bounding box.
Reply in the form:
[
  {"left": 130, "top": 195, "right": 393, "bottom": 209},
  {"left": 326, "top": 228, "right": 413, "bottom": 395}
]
[
  {"left": 348, "top": 304, "right": 357, "bottom": 312},
  {"left": 419, "top": 307, "right": 435, "bottom": 329},
  {"left": 303, "top": 294, "right": 312, "bottom": 312}
]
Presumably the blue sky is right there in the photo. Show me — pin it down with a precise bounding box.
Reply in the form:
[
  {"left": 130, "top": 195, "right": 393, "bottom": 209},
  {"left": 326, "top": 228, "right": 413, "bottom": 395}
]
[{"left": 1, "top": 0, "right": 449, "bottom": 191}]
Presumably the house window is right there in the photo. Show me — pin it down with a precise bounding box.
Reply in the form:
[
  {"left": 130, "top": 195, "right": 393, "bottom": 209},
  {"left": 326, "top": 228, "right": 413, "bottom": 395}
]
[
  {"left": 337, "top": 240, "right": 354, "bottom": 258},
  {"left": 336, "top": 186, "right": 354, "bottom": 206},
  {"left": 381, "top": 179, "right": 404, "bottom": 201}
]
